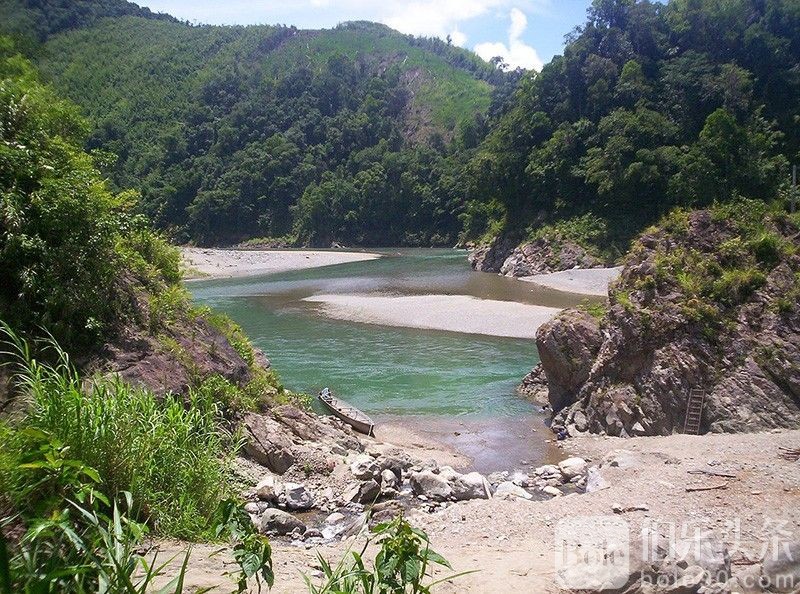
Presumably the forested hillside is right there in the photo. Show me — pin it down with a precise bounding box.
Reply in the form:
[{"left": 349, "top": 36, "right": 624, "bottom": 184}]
[
  {"left": 3, "top": 0, "right": 798, "bottom": 251},
  {"left": 463, "top": 0, "right": 800, "bottom": 257},
  {"left": 1, "top": 0, "right": 502, "bottom": 246}
]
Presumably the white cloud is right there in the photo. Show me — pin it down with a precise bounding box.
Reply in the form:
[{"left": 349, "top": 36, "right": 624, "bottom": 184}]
[
  {"left": 474, "top": 7, "right": 544, "bottom": 71},
  {"left": 382, "top": 0, "right": 500, "bottom": 40},
  {"left": 141, "top": 0, "right": 547, "bottom": 65}
]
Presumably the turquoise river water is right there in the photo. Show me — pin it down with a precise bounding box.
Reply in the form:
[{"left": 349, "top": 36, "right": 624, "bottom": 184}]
[{"left": 188, "top": 249, "right": 582, "bottom": 471}]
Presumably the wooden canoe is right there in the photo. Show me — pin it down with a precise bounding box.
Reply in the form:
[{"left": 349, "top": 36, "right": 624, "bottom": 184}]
[{"left": 318, "top": 388, "right": 374, "bottom": 436}]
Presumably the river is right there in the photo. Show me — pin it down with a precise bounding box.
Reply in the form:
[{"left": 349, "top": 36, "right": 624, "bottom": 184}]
[{"left": 188, "top": 249, "right": 584, "bottom": 472}]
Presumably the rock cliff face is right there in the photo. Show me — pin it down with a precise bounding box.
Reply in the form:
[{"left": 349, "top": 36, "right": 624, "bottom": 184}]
[
  {"left": 536, "top": 206, "right": 800, "bottom": 436},
  {"left": 469, "top": 235, "right": 603, "bottom": 276}
]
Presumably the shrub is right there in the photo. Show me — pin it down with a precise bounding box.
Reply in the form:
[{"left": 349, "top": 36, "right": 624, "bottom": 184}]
[{"left": 1, "top": 326, "right": 235, "bottom": 539}]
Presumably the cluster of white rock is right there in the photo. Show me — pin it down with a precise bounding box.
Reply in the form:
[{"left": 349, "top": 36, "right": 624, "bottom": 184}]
[{"left": 244, "top": 452, "right": 593, "bottom": 542}]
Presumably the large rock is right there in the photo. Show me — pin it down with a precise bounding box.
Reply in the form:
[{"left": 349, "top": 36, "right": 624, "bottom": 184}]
[
  {"left": 537, "top": 310, "right": 603, "bottom": 412},
  {"left": 342, "top": 480, "right": 381, "bottom": 504},
  {"left": 380, "top": 469, "right": 399, "bottom": 490},
  {"left": 499, "top": 238, "right": 602, "bottom": 277},
  {"left": 409, "top": 470, "right": 453, "bottom": 502},
  {"left": 242, "top": 413, "right": 295, "bottom": 474},
  {"left": 259, "top": 509, "right": 305, "bottom": 536},
  {"left": 468, "top": 236, "right": 517, "bottom": 273},
  {"left": 95, "top": 315, "right": 255, "bottom": 397},
  {"left": 493, "top": 482, "right": 532, "bottom": 500},
  {"left": 255, "top": 474, "right": 284, "bottom": 503},
  {"left": 350, "top": 454, "right": 380, "bottom": 481},
  {"left": 451, "top": 472, "right": 491, "bottom": 500},
  {"left": 283, "top": 482, "right": 314, "bottom": 510},
  {"left": 558, "top": 457, "right": 587, "bottom": 480},
  {"left": 540, "top": 209, "right": 800, "bottom": 436},
  {"left": 272, "top": 405, "right": 362, "bottom": 453}
]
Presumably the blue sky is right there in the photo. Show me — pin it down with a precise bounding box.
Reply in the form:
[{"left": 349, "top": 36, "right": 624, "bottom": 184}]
[{"left": 135, "top": 1, "right": 595, "bottom": 70}]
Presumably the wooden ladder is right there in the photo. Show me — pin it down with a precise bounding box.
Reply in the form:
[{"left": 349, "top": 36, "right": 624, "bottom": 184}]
[{"left": 683, "top": 388, "right": 705, "bottom": 435}]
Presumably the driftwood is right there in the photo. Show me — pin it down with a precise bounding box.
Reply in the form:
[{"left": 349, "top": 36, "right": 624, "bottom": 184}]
[
  {"left": 687, "top": 469, "right": 737, "bottom": 479},
  {"left": 778, "top": 447, "right": 800, "bottom": 461},
  {"left": 685, "top": 483, "right": 728, "bottom": 492}
]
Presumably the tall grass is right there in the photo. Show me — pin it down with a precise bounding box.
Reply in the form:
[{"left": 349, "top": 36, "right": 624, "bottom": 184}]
[{"left": 1, "top": 326, "right": 235, "bottom": 539}]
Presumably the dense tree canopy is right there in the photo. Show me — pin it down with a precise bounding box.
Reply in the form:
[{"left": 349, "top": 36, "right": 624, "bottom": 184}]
[
  {"left": 464, "top": 0, "right": 799, "bottom": 250},
  {"left": 1, "top": 4, "right": 500, "bottom": 246},
  {"left": 2, "top": 0, "right": 798, "bottom": 251}
]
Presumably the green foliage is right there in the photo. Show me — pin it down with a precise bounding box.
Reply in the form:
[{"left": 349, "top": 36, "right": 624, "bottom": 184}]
[
  {"left": 0, "top": 46, "right": 186, "bottom": 352},
  {"left": 214, "top": 499, "right": 274, "bottom": 593},
  {"left": 462, "top": 0, "right": 797, "bottom": 248},
  {"left": 578, "top": 299, "right": 608, "bottom": 320},
  {"left": 306, "top": 515, "right": 470, "bottom": 594},
  {"left": 0, "top": 327, "right": 235, "bottom": 539},
  {"left": 1, "top": 487, "right": 193, "bottom": 594},
  {"left": 2, "top": 12, "right": 500, "bottom": 247},
  {"left": 528, "top": 214, "right": 610, "bottom": 258}
]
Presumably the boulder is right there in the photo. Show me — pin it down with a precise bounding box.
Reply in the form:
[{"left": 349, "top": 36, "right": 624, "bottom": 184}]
[
  {"left": 536, "top": 310, "right": 602, "bottom": 412},
  {"left": 272, "top": 405, "right": 362, "bottom": 452},
  {"left": 558, "top": 457, "right": 588, "bottom": 480},
  {"left": 585, "top": 466, "right": 610, "bottom": 493},
  {"left": 371, "top": 500, "right": 405, "bottom": 522},
  {"left": 283, "top": 482, "right": 314, "bottom": 510},
  {"left": 378, "top": 455, "right": 412, "bottom": 477},
  {"left": 499, "top": 238, "right": 602, "bottom": 277},
  {"left": 242, "top": 413, "right": 295, "bottom": 474},
  {"left": 350, "top": 454, "right": 380, "bottom": 481},
  {"left": 410, "top": 470, "right": 453, "bottom": 502},
  {"left": 541, "top": 485, "right": 562, "bottom": 497},
  {"left": 533, "top": 464, "right": 561, "bottom": 477},
  {"left": 380, "top": 469, "right": 399, "bottom": 490},
  {"left": 509, "top": 471, "right": 531, "bottom": 487},
  {"left": 762, "top": 540, "right": 800, "bottom": 592},
  {"left": 342, "top": 480, "right": 381, "bottom": 504},
  {"left": 255, "top": 474, "right": 284, "bottom": 503},
  {"left": 325, "top": 512, "right": 345, "bottom": 525},
  {"left": 468, "top": 236, "right": 517, "bottom": 273},
  {"left": 259, "top": 509, "right": 305, "bottom": 536},
  {"left": 493, "top": 482, "right": 532, "bottom": 500},
  {"left": 451, "top": 472, "right": 491, "bottom": 501}
]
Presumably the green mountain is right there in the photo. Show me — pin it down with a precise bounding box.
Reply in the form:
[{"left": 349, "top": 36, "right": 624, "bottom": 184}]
[
  {"left": 4, "top": 0, "right": 798, "bottom": 252},
  {"left": 2, "top": 1, "right": 501, "bottom": 245},
  {"left": 462, "top": 0, "right": 800, "bottom": 257}
]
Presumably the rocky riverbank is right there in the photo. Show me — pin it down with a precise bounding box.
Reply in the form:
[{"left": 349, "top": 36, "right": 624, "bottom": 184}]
[
  {"left": 469, "top": 235, "right": 606, "bottom": 277},
  {"left": 155, "top": 428, "right": 800, "bottom": 593},
  {"left": 234, "top": 402, "right": 585, "bottom": 542},
  {"left": 531, "top": 206, "right": 800, "bottom": 437}
]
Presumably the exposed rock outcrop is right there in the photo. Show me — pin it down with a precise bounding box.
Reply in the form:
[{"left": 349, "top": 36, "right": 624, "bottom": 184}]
[
  {"left": 538, "top": 207, "right": 800, "bottom": 436},
  {"left": 536, "top": 310, "right": 603, "bottom": 412},
  {"left": 469, "top": 235, "right": 604, "bottom": 277},
  {"left": 468, "top": 236, "right": 517, "bottom": 273},
  {"left": 499, "top": 238, "right": 603, "bottom": 277}
]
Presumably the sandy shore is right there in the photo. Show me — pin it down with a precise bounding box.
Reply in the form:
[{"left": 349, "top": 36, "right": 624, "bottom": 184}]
[
  {"left": 156, "top": 428, "right": 800, "bottom": 593},
  {"left": 519, "top": 266, "right": 622, "bottom": 296},
  {"left": 302, "top": 293, "right": 562, "bottom": 339},
  {"left": 181, "top": 247, "right": 381, "bottom": 279}
]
